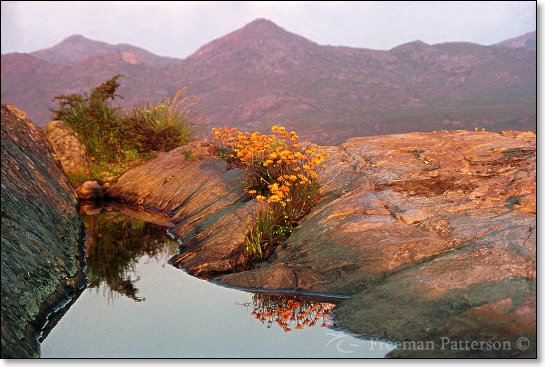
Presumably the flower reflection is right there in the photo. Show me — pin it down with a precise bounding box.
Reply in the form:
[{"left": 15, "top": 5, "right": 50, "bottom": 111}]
[{"left": 245, "top": 294, "right": 335, "bottom": 332}]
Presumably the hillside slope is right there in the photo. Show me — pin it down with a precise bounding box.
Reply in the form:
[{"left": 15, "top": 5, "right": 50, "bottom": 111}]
[{"left": 1, "top": 19, "right": 536, "bottom": 144}]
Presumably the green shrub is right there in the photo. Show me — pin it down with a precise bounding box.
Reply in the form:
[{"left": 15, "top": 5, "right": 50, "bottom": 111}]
[
  {"left": 50, "top": 76, "right": 200, "bottom": 184},
  {"left": 50, "top": 74, "right": 127, "bottom": 162}
]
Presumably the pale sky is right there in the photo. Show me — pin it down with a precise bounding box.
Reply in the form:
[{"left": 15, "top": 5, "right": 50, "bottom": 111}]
[{"left": 1, "top": 1, "right": 537, "bottom": 58}]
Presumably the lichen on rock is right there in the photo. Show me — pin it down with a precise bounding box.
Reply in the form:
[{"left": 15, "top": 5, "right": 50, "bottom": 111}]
[{"left": 1, "top": 105, "right": 84, "bottom": 358}]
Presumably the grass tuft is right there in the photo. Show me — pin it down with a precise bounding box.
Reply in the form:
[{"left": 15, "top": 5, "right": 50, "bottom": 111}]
[{"left": 50, "top": 76, "right": 200, "bottom": 185}]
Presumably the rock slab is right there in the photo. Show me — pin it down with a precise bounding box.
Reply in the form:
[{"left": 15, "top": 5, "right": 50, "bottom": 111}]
[
  {"left": 1, "top": 105, "right": 83, "bottom": 358},
  {"left": 107, "top": 141, "right": 255, "bottom": 276},
  {"left": 220, "top": 130, "right": 536, "bottom": 357},
  {"left": 76, "top": 181, "right": 104, "bottom": 201},
  {"left": 44, "top": 120, "right": 88, "bottom": 178},
  {"left": 108, "top": 130, "right": 536, "bottom": 357}
]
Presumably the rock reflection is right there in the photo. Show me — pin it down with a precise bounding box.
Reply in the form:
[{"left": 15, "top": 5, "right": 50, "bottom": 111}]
[
  {"left": 80, "top": 203, "right": 177, "bottom": 302},
  {"left": 244, "top": 294, "right": 335, "bottom": 332}
]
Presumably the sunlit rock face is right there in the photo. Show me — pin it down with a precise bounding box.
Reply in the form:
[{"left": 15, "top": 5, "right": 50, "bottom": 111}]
[
  {"left": 120, "top": 51, "right": 139, "bottom": 64},
  {"left": 107, "top": 141, "right": 254, "bottom": 276},
  {"left": 1, "top": 105, "right": 84, "bottom": 358},
  {"left": 45, "top": 120, "right": 89, "bottom": 179},
  {"left": 108, "top": 129, "right": 535, "bottom": 357}
]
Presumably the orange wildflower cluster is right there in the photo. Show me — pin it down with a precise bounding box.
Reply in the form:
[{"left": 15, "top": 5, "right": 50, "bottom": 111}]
[
  {"left": 249, "top": 294, "right": 334, "bottom": 332},
  {"left": 211, "top": 125, "right": 328, "bottom": 206}
]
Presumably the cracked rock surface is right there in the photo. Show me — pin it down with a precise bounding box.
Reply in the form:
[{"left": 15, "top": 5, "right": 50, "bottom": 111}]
[
  {"left": 108, "top": 130, "right": 536, "bottom": 357},
  {"left": 1, "top": 105, "right": 84, "bottom": 358}
]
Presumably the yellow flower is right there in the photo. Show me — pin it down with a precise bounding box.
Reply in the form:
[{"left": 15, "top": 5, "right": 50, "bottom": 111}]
[{"left": 210, "top": 125, "right": 328, "bottom": 222}]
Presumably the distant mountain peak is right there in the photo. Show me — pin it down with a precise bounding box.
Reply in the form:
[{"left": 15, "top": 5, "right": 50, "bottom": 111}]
[
  {"left": 233, "top": 18, "right": 303, "bottom": 40},
  {"left": 495, "top": 31, "right": 536, "bottom": 51},
  {"left": 190, "top": 18, "right": 316, "bottom": 59},
  {"left": 31, "top": 35, "right": 110, "bottom": 64},
  {"left": 52, "top": 34, "right": 108, "bottom": 50},
  {"left": 2, "top": 20, "right": 536, "bottom": 142},
  {"left": 407, "top": 40, "right": 429, "bottom": 47},
  {"left": 241, "top": 18, "right": 283, "bottom": 31},
  {"left": 29, "top": 34, "right": 179, "bottom": 66},
  {"left": 61, "top": 34, "right": 93, "bottom": 43},
  {"left": 391, "top": 40, "right": 430, "bottom": 52}
]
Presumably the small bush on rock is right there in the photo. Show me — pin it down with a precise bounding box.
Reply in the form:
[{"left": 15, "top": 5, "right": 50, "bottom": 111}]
[{"left": 50, "top": 76, "right": 199, "bottom": 185}]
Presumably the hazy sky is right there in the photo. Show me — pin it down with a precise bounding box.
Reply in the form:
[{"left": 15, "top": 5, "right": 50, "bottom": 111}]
[{"left": 1, "top": 1, "right": 537, "bottom": 58}]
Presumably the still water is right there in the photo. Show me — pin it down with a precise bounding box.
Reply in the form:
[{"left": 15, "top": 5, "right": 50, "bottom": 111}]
[{"left": 40, "top": 205, "right": 394, "bottom": 358}]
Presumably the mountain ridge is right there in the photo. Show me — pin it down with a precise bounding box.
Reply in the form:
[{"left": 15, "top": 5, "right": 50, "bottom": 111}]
[
  {"left": 30, "top": 34, "right": 180, "bottom": 66},
  {"left": 494, "top": 31, "right": 536, "bottom": 51},
  {"left": 1, "top": 19, "right": 536, "bottom": 144}
]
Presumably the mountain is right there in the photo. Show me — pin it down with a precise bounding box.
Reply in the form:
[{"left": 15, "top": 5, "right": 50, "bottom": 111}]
[
  {"left": 494, "top": 31, "right": 536, "bottom": 51},
  {"left": 30, "top": 34, "right": 179, "bottom": 66},
  {"left": 1, "top": 19, "right": 536, "bottom": 144}
]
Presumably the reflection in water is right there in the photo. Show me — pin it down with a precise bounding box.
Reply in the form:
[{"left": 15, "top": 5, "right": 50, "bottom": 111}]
[
  {"left": 81, "top": 203, "right": 339, "bottom": 322},
  {"left": 81, "top": 204, "right": 177, "bottom": 302},
  {"left": 42, "top": 203, "right": 395, "bottom": 357},
  {"left": 244, "top": 294, "right": 335, "bottom": 332}
]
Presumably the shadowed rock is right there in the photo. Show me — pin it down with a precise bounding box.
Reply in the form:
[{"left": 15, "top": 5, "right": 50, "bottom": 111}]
[
  {"left": 75, "top": 181, "right": 104, "bottom": 201},
  {"left": 1, "top": 105, "right": 83, "bottom": 358}
]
